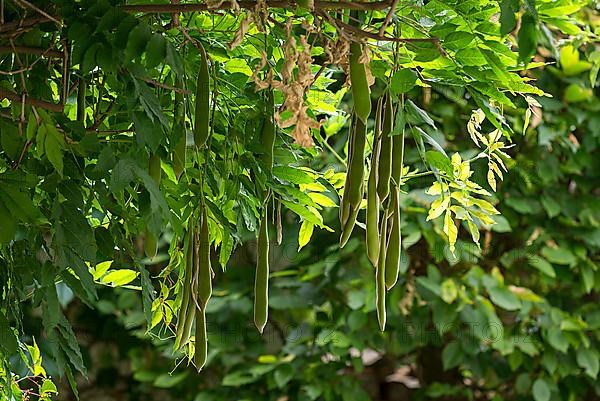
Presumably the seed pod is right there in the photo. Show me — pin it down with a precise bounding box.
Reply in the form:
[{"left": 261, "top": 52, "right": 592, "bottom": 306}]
[
  {"left": 149, "top": 154, "right": 161, "bottom": 186},
  {"left": 339, "top": 202, "right": 361, "bottom": 248},
  {"left": 261, "top": 91, "right": 275, "bottom": 173},
  {"left": 391, "top": 108, "right": 405, "bottom": 187},
  {"left": 339, "top": 115, "right": 367, "bottom": 248},
  {"left": 198, "top": 207, "right": 212, "bottom": 309},
  {"left": 194, "top": 44, "right": 210, "bottom": 148},
  {"left": 366, "top": 98, "right": 383, "bottom": 266},
  {"left": 194, "top": 305, "right": 208, "bottom": 371},
  {"left": 254, "top": 210, "right": 269, "bottom": 333},
  {"left": 172, "top": 80, "right": 186, "bottom": 180},
  {"left": 194, "top": 208, "right": 212, "bottom": 371},
  {"left": 174, "top": 226, "right": 195, "bottom": 350},
  {"left": 376, "top": 216, "right": 387, "bottom": 331},
  {"left": 377, "top": 95, "right": 393, "bottom": 202},
  {"left": 144, "top": 230, "right": 158, "bottom": 259},
  {"left": 385, "top": 190, "right": 402, "bottom": 290},
  {"left": 349, "top": 42, "right": 371, "bottom": 124}
]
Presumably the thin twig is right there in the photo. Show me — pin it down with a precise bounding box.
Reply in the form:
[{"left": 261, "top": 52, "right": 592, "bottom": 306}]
[
  {"left": 0, "top": 45, "right": 63, "bottom": 58},
  {"left": 13, "top": 0, "right": 61, "bottom": 25},
  {"left": 378, "top": 0, "right": 399, "bottom": 36},
  {"left": 137, "top": 75, "right": 192, "bottom": 94},
  {"left": 0, "top": 87, "right": 63, "bottom": 112}
]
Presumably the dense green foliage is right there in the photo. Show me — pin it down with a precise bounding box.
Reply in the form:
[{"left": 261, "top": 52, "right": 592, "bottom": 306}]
[{"left": 1, "top": 0, "right": 599, "bottom": 400}]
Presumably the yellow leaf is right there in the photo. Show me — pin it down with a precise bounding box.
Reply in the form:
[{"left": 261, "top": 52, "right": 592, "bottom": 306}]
[
  {"left": 427, "top": 196, "right": 450, "bottom": 221},
  {"left": 298, "top": 220, "right": 314, "bottom": 251},
  {"left": 308, "top": 192, "right": 337, "bottom": 208},
  {"left": 443, "top": 210, "right": 458, "bottom": 253}
]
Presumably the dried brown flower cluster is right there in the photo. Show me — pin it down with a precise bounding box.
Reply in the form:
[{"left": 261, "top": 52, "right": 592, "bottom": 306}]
[{"left": 252, "top": 21, "right": 319, "bottom": 147}]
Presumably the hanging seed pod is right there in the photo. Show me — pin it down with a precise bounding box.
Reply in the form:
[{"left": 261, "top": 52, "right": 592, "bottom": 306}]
[
  {"left": 254, "top": 210, "right": 270, "bottom": 333},
  {"left": 194, "top": 207, "right": 212, "bottom": 371},
  {"left": 391, "top": 105, "right": 405, "bottom": 187},
  {"left": 376, "top": 216, "right": 387, "bottom": 331},
  {"left": 194, "top": 44, "right": 210, "bottom": 148},
  {"left": 366, "top": 98, "right": 383, "bottom": 266},
  {"left": 197, "top": 207, "right": 212, "bottom": 309},
  {"left": 349, "top": 42, "right": 371, "bottom": 124},
  {"left": 172, "top": 79, "right": 186, "bottom": 180},
  {"left": 261, "top": 91, "right": 275, "bottom": 173},
  {"left": 144, "top": 230, "right": 158, "bottom": 260},
  {"left": 340, "top": 115, "right": 367, "bottom": 248},
  {"left": 174, "top": 223, "right": 195, "bottom": 350},
  {"left": 377, "top": 94, "right": 393, "bottom": 202},
  {"left": 385, "top": 189, "right": 402, "bottom": 290}
]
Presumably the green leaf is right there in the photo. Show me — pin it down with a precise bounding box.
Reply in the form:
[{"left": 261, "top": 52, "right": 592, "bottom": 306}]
[
  {"left": 145, "top": 34, "right": 166, "bottom": 68},
  {"left": 443, "top": 31, "right": 474, "bottom": 50},
  {"left": 500, "top": 0, "right": 518, "bottom": 35},
  {"left": 528, "top": 255, "right": 556, "bottom": 278},
  {"left": 455, "top": 48, "right": 486, "bottom": 66},
  {"left": 425, "top": 151, "right": 453, "bottom": 176},
  {"left": 488, "top": 286, "right": 521, "bottom": 311},
  {"left": 406, "top": 100, "right": 436, "bottom": 128},
  {"left": 442, "top": 340, "right": 462, "bottom": 369},
  {"left": 532, "top": 378, "right": 551, "bottom": 401},
  {"left": 0, "top": 312, "right": 18, "bottom": 354},
  {"left": 540, "top": 246, "right": 577, "bottom": 266},
  {"left": 518, "top": 13, "right": 538, "bottom": 64},
  {"left": 564, "top": 84, "right": 593, "bottom": 103},
  {"left": 576, "top": 347, "right": 599, "bottom": 379},
  {"left": 390, "top": 69, "right": 417, "bottom": 95},
  {"left": 546, "top": 327, "right": 568, "bottom": 353},
  {"left": 273, "top": 166, "right": 315, "bottom": 184},
  {"left": 440, "top": 279, "right": 458, "bottom": 303},
  {"left": 44, "top": 124, "right": 65, "bottom": 177}
]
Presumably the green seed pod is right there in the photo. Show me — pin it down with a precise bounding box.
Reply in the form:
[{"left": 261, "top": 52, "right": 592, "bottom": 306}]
[
  {"left": 376, "top": 216, "right": 387, "bottom": 331},
  {"left": 174, "top": 226, "right": 195, "bottom": 350},
  {"left": 194, "top": 44, "right": 210, "bottom": 148},
  {"left": 347, "top": 115, "right": 367, "bottom": 208},
  {"left": 391, "top": 108, "right": 405, "bottom": 188},
  {"left": 198, "top": 207, "right": 212, "bottom": 309},
  {"left": 339, "top": 201, "right": 361, "bottom": 248},
  {"left": 377, "top": 95, "right": 393, "bottom": 201},
  {"left": 340, "top": 114, "right": 367, "bottom": 247},
  {"left": 254, "top": 210, "right": 270, "bottom": 333},
  {"left": 366, "top": 98, "right": 383, "bottom": 266},
  {"left": 349, "top": 42, "right": 371, "bottom": 124},
  {"left": 194, "top": 305, "right": 207, "bottom": 371},
  {"left": 385, "top": 190, "right": 402, "bottom": 290},
  {"left": 144, "top": 229, "right": 158, "bottom": 259},
  {"left": 173, "top": 136, "right": 186, "bottom": 181},
  {"left": 148, "top": 154, "right": 161, "bottom": 186},
  {"left": 172, "top": 80, "right": 186, "bottom": 180},
  {"left": 261, "top": 91, "right": 275, "bottom": 173}
]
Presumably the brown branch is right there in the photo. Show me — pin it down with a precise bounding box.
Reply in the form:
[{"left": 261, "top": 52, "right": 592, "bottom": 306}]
[
  {"left": 119, "top": 0, "right": 390, "bottom": 13},
  {"left": 0, "top": 14, "right": 51, "bottom": 34},
  {"left": 0, "top": 87, "right": 63, "bottom": 112},
  {"left": 0, "top": 45, "right": 63, "bottom": 58},
  {"left": 378, "top": 0, "right": 399, "bottom": 36}
]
